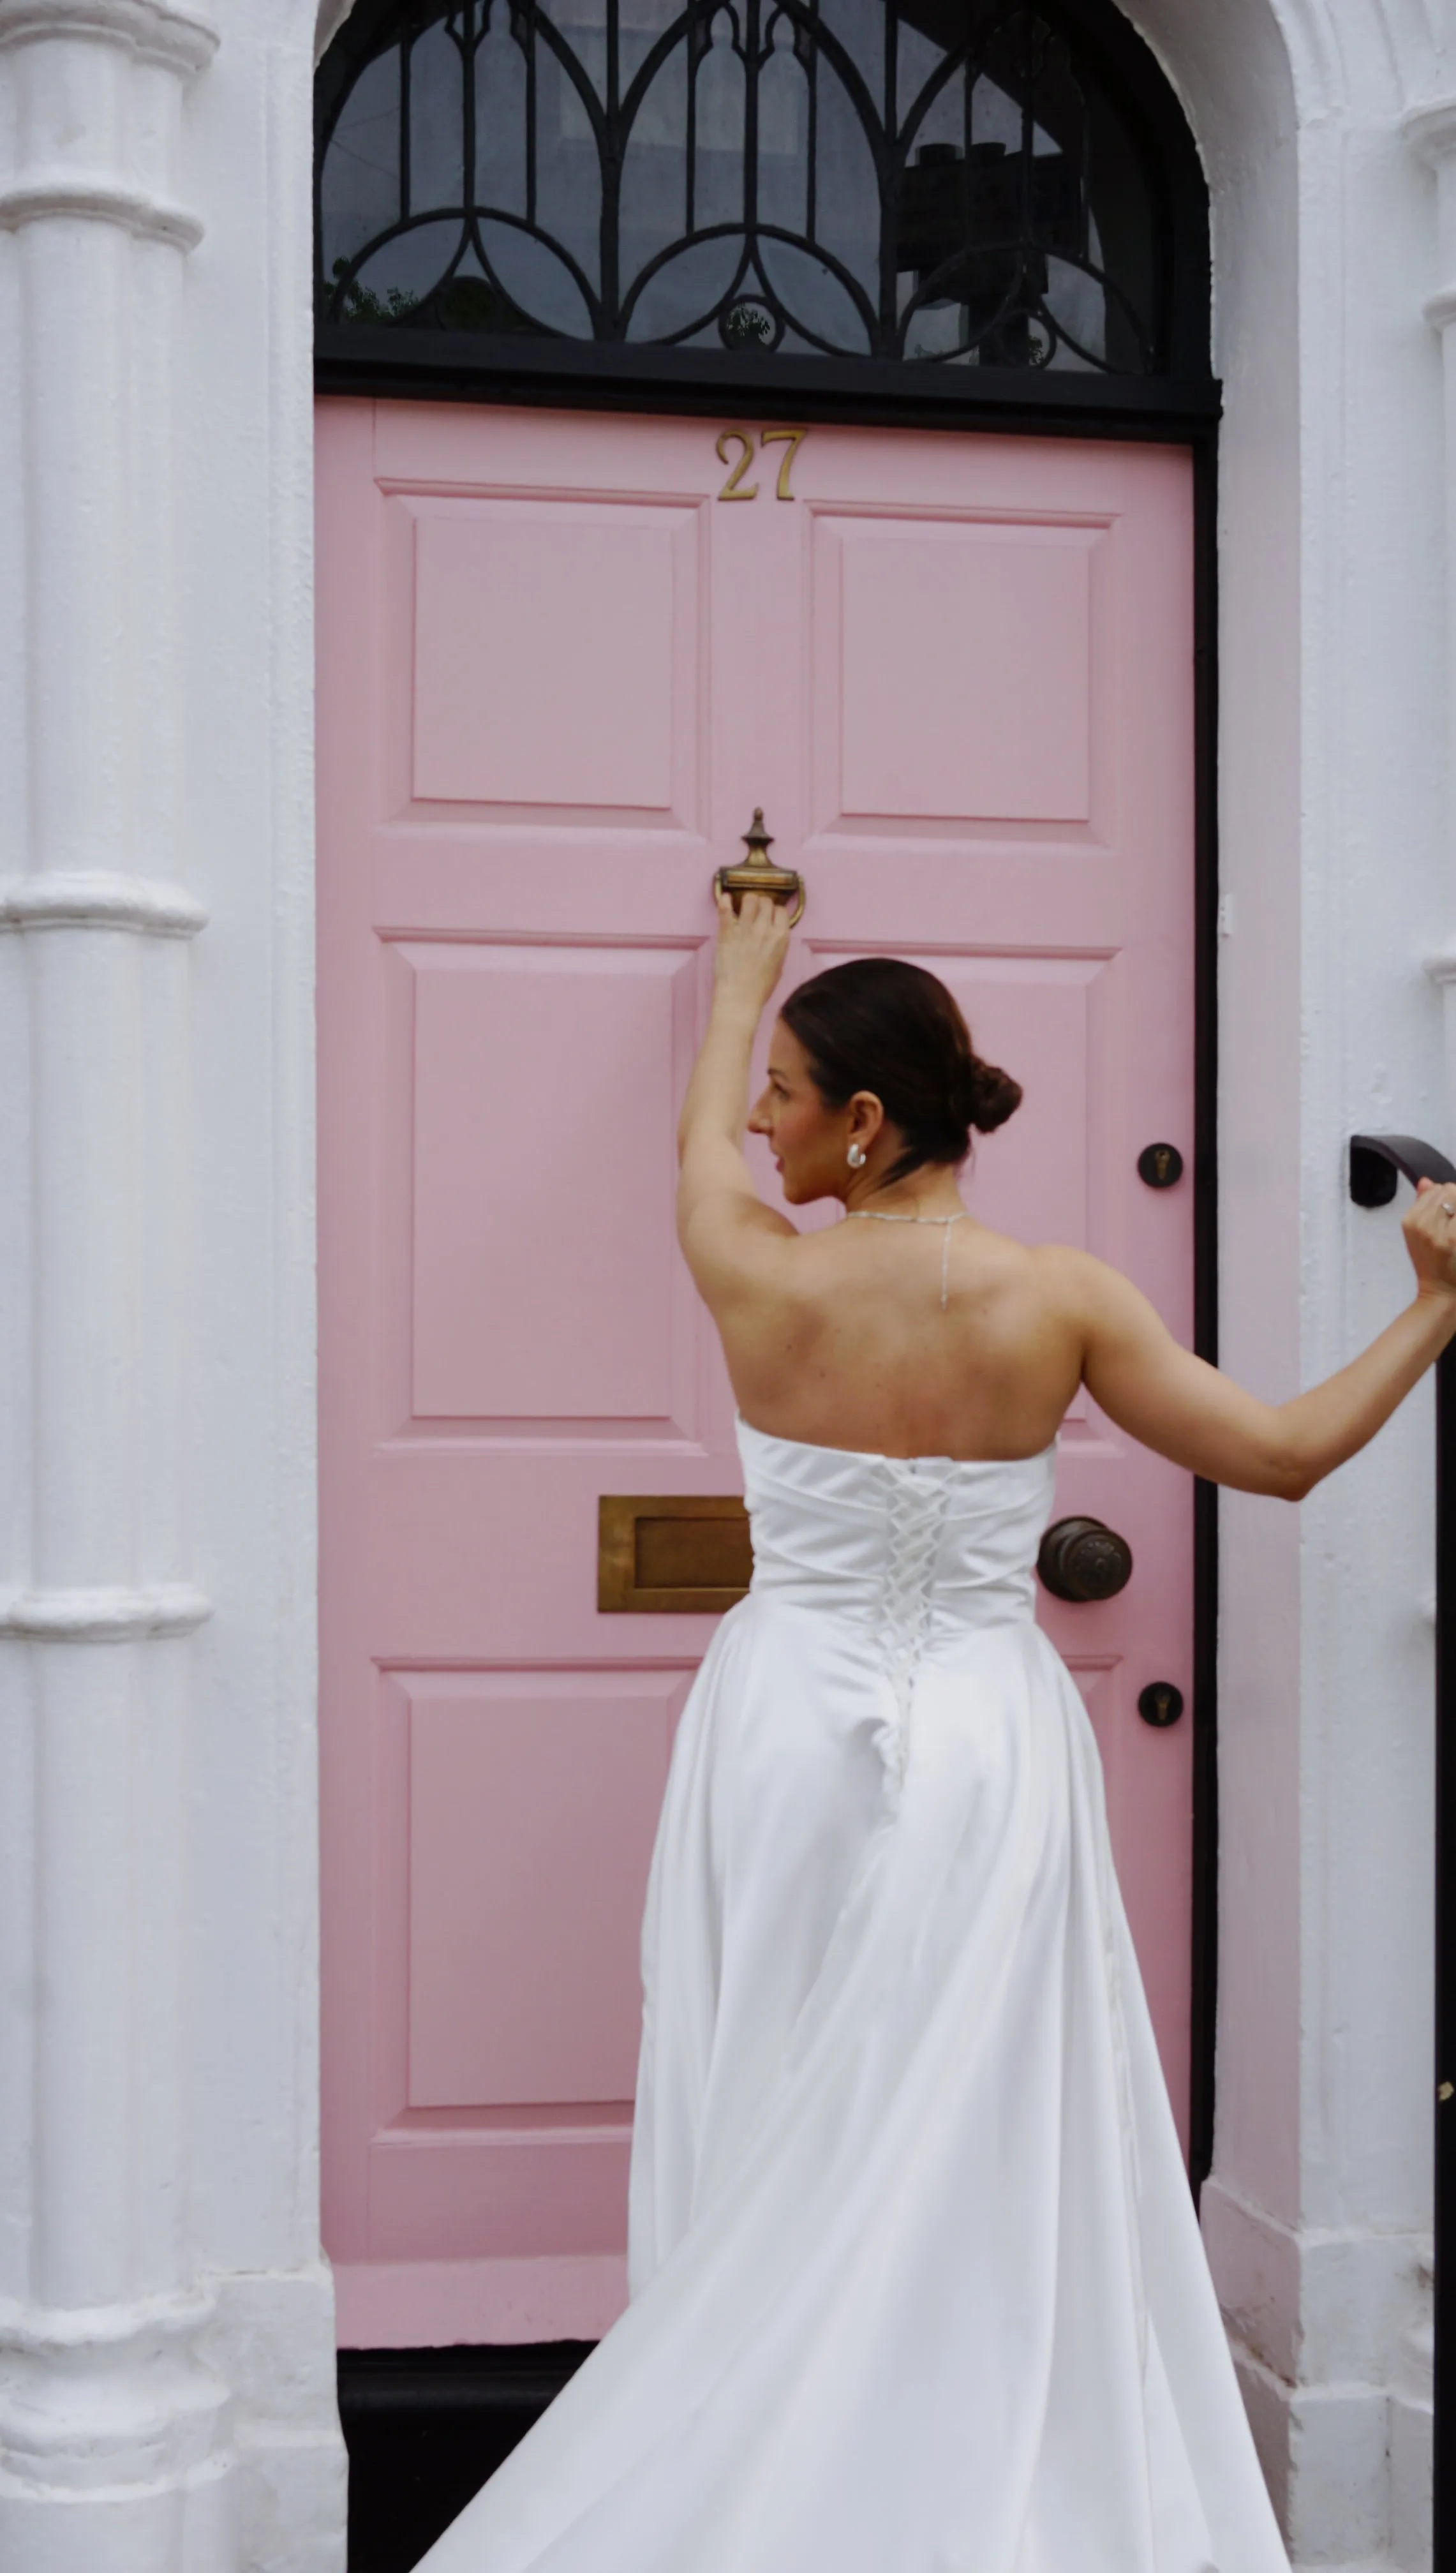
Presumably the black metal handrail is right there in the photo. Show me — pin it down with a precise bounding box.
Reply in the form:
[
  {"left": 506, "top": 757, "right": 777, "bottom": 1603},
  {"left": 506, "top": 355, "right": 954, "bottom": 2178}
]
[{"left": 1350, "top": 1131, "right": 1456, "bottom": 2563}]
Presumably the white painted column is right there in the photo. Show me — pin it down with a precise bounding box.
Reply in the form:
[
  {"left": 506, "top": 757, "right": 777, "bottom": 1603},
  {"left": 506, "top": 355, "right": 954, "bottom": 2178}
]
[
  {"left": 0, "top": 5, "right": 242, "bottom": 2566},
  {"left": 1410, "top": 96, "right": 1456, "bottom": 1141},
  {"left": 1331, "top": 82, "right": 1456, "bottom": 2573},
  {"left": 1159, "top": 19, "right": 1447, "bottom": 2565}
]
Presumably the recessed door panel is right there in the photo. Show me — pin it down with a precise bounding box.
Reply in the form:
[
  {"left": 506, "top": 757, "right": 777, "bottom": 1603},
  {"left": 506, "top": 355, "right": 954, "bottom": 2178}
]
[
  {"left": 405, "top": 941, "right": 695, "bottom": 1426},
  {"left": 831, "top": 518, "right": 1097, "bottom": 825},
  {"left": 409, "top": 498, "right": 700, "bottom": 821},
  {"left": 318, "top": 400, "right": 1196, "bottom": 2347},
  {"left": 405, "top": 1670, "right": 678, "bottom": 2109}
]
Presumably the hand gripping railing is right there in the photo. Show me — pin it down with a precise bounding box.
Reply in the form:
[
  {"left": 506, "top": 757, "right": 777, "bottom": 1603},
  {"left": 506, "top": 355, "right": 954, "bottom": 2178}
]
[{"left": 1350, "top": 1132, "right": 1456, "bottom": 2560}]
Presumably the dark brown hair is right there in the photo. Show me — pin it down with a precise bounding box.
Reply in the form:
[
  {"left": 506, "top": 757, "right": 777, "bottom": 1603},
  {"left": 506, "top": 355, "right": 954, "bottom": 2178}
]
[{"left": 778, "top": 957, "right": 1022, "bottom": 1184}]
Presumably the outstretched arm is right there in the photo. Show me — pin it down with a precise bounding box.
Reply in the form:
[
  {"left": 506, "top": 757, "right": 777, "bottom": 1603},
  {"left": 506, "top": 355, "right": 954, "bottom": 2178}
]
[
  {"left": 1077, "top": 1179, "right": 1456, "bottom": 1498},
  {"left": 676, "top": 891, "right": 796, "bottom": 1296}
]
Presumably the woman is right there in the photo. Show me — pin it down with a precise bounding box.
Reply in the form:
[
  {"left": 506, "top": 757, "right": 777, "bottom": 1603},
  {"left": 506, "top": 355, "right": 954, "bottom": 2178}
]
[{"left": 420, "top": 894, "right": 1456, "bottom": 2573}]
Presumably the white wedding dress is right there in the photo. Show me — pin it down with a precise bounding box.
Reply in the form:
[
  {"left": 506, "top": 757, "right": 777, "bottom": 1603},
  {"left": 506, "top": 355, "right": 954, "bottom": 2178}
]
[{"left": 418, "top": 1416, "right": 1290, "bottom": 2573}]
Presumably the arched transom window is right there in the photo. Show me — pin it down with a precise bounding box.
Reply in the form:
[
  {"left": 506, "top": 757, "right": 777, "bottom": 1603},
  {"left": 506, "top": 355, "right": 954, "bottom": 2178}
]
[{"left": 316, "top": 0, "right": 1207, "bottom": 382}]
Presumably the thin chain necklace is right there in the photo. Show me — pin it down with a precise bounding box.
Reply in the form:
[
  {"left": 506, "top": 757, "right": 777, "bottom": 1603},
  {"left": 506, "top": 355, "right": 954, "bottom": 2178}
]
[{"left": 845, "top": 1204, "right": 971, "bottom": 1310}]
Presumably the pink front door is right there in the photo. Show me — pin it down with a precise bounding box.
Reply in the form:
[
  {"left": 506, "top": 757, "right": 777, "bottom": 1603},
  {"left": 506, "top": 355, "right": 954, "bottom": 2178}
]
[{"left": 316, "top": 398, "right": 1195, "bottom": 2348}]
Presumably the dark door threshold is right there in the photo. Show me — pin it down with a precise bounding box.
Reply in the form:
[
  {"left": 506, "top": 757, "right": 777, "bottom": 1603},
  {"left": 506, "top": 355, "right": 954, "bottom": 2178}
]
[{"left": 339, "top": 2342, "right": 596, "bottom": 2573}]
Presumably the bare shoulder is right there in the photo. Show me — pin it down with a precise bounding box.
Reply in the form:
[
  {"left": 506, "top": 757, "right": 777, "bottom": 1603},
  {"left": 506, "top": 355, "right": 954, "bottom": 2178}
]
[
  {"left": 1008, "top": 1242, "right": 1166, "bottom": 1364},
  {"left": 1024, "top": 1240, "right": 1139, "bottom": 1313},
  {"left": 676, "top": 1185, "right": 803, "bottom": 1313},
  {"left": 978, "top": 1235, "right": 1110, "bottom": 1317}
]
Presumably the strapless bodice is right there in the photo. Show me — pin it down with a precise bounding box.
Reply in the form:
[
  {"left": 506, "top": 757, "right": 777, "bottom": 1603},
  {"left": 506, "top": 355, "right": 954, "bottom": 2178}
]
[{"left": 736, "top": 1415, "right": 1057, "bottom": 1642}]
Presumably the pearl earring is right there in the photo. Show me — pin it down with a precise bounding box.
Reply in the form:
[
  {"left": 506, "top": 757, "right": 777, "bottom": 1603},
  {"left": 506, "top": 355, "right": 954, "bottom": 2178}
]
[{"left": 847, "top": 1144, "right": 866, "bottom": 1169}]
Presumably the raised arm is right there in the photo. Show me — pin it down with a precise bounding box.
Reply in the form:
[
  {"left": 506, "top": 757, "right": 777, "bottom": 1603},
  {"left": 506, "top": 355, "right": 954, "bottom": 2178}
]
[
  {"left": 1076, "top": 1181, "right": 1456, "bottom": 1497},
  {"left": 676, "top": 891, "right": 796, "bottom": 1304}
]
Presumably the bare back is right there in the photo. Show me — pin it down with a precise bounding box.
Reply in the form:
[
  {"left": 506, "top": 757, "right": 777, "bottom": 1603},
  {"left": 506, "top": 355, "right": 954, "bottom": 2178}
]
[{"left": 714, "top": 1212, "right": 1084, "bottom": 1461}]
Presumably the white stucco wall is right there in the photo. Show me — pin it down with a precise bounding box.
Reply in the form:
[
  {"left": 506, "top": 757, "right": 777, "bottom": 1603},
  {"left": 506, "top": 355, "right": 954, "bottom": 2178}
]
[{"left": 3, "top": 0, "right": 1456, "bottom": 2564}]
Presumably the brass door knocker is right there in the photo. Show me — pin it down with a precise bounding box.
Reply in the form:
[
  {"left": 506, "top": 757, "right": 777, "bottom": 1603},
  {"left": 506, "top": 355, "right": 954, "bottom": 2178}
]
[{"left": 713, "top": 810, "right": 806, "bottom": 926}]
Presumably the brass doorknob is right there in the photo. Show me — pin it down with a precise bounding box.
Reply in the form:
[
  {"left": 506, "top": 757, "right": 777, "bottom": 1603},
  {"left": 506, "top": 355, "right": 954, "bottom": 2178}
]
[
  {"left": 1037, "top": 1516, "right": 1134, "bottom": 1602},
  {"left": 713, "top": 809, "right": 805, "bottom": 925}
]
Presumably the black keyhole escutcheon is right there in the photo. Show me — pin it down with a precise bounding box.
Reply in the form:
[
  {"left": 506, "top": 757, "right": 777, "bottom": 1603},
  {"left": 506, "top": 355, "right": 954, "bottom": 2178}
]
[
  {"left": 1138, "top": 1681, "right": 1185, "bottom": 1728},
  {"left": 1138, "top": 1142, "right": 1184, "bottom": 1190}
]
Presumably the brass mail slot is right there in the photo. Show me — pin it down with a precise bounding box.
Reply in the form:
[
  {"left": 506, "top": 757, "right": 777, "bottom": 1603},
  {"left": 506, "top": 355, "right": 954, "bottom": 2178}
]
[{"left": 598, "top": 1494, "right": 753, "bottom": 1613}]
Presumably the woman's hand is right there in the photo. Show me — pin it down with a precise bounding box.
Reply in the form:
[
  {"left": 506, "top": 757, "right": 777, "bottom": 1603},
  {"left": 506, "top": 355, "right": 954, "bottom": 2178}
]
[
  {"left": 1404, "top": 1177, "right": 1456, "bottom": 1303},
  {"left": 713, "top": 886, "right": 792, "bottom": 1018}
]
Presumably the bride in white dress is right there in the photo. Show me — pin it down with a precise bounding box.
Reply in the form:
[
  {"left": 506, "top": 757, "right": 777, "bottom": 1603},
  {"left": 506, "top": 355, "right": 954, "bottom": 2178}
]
[{"left": 419, "top": 893, "right": 1456, "bottom": 2573}]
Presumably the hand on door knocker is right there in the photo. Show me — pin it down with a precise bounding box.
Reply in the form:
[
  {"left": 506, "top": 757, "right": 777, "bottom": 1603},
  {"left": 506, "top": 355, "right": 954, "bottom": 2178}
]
[{"left": 712, "top": 809, "right": 806, "bottom": 926}]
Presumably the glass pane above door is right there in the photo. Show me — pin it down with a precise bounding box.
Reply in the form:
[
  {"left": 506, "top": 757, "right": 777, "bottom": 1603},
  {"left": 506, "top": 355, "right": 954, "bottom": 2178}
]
[{"left": 316, "top": 0, "right": 1200, "bottom": 377}]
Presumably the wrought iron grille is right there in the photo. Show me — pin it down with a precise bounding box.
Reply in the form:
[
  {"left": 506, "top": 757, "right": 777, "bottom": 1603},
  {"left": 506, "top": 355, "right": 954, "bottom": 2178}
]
[{"left": 316, "top": 0, "right": 1174, "bottom": 373}]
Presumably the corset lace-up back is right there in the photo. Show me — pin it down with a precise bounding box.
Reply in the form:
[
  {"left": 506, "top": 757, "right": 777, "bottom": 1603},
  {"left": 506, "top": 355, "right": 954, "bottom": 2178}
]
[{"left": 872, "top": 1464, "right": 956, "bottom": 1783}]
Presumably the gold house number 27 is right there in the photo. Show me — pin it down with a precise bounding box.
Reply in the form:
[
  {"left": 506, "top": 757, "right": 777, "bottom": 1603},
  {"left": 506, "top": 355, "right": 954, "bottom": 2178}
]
[{"left": 715, "top": 426, "right": 808, "bottom": 502}]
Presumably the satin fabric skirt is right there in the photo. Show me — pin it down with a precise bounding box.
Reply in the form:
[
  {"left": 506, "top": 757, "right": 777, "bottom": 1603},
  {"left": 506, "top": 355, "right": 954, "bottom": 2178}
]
[{"left": 417, "top": 1579, "right": 1289, "bottom": 2573}]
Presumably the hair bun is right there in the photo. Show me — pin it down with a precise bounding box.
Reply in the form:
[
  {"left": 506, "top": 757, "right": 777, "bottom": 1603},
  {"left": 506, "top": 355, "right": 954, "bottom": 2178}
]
[
  {"left": 777, "top": 954, "right": 1021, "bottom": 1181},
  {"left": 966, "top": 1055, "right": 1023, "bottom": 1134}
]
